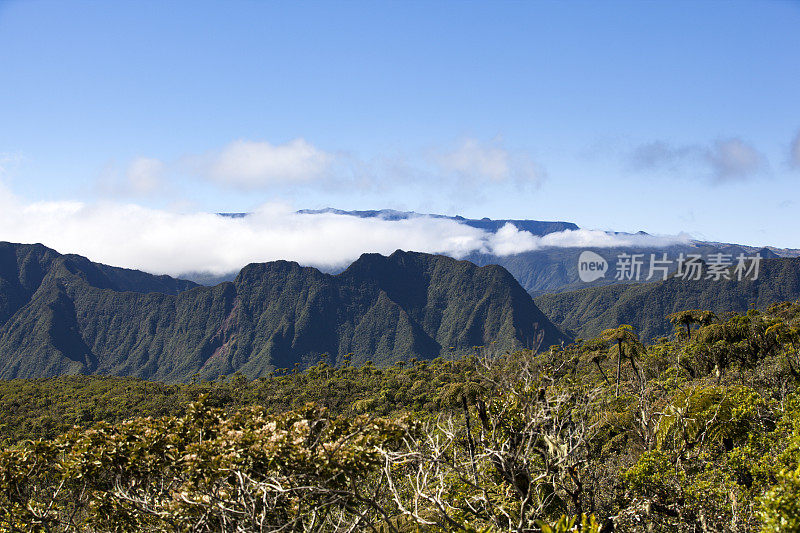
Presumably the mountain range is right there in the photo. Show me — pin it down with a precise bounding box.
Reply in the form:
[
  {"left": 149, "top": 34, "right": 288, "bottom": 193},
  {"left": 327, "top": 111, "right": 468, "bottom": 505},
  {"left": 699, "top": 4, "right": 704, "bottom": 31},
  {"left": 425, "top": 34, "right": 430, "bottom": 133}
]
[
  {"left": 296, "top": 208, "right": 580, "bottom": 236},
  {"left": 0, "top": 242, "right": 565, "bottom": 382},
  {"left": 2, "top": 210, "right": 799, "bottom": 382},
  {"left": 219, "top": 209, "right": 799, "bottom": 296},
  {"left": 296, "top": 210, "right": 800, "bottom": 341}
]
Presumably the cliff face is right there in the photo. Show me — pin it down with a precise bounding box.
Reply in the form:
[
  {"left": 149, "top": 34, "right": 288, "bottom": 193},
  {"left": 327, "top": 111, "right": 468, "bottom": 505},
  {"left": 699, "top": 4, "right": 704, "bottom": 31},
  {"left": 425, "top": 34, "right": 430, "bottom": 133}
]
[{"left": 0, "top": 244, "right": 566, "bottom": 382}]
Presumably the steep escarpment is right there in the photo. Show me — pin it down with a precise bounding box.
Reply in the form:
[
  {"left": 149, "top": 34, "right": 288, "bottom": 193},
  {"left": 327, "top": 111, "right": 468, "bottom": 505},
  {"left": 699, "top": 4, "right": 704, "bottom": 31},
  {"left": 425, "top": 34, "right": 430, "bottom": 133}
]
[{"left": 0, "top": 244, "right": 566, "bottom": 381}]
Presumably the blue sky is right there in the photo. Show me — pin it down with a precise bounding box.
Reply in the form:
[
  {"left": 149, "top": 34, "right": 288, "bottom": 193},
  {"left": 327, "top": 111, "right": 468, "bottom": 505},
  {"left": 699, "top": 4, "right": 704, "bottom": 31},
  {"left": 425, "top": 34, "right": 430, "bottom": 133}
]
[{"left": 1, "top": 0, "right": 799, "bottom": 264}]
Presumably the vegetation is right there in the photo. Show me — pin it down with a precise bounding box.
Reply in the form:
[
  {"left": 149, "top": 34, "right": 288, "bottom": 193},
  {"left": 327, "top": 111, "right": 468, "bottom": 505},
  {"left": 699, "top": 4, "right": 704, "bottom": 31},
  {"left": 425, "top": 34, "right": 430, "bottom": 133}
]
[
  {"left": 0, "top": 357, "right": 481, "bottom": 443},
  {"left": 1, "top": 301, "right": 800, "bottom": 530},
  {"left": 0, "top": 242, "right": 565, "bottom": 382},
  {"left": 535, "top": 257, "right": 800, "bottom": 341}
]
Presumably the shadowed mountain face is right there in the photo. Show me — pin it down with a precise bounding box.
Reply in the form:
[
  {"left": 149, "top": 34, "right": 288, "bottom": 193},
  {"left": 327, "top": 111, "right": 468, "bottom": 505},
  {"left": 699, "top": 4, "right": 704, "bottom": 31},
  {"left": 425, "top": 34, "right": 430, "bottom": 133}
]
[
  {"left": 535, "top": 257, "right": 800, "bottom": 341},
  {"left": 0, "top": 243, "right": 566, "bottom": 382},
  {"left": 0, "top": 242, "right": 198, "bottom": 324}
]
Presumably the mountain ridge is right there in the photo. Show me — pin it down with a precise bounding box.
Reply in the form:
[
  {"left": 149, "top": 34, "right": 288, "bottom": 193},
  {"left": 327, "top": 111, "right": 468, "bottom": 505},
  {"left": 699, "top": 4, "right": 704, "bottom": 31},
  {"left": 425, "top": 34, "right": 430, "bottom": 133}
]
[
  {"left": 535, "top": 257, "right": 800, "bottom": 340},
  {"left": 0, "top": 243, "right": 566, "bottom": 382},
  {"left": 208, "top": 210, "right": 800, "bottom": 295},
  {"left": 296, "top": 208, "right": 580, "bottom": 236}
]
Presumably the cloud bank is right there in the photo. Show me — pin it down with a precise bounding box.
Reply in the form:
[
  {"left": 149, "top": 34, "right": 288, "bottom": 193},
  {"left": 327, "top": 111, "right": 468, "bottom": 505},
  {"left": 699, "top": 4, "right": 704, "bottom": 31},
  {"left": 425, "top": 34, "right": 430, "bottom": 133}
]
[
  {"left": 0, "top": 184, "right": 689, "bottom": 278},
  {"left": 486, "top": 223, "right": 691, "bottom": 255}
]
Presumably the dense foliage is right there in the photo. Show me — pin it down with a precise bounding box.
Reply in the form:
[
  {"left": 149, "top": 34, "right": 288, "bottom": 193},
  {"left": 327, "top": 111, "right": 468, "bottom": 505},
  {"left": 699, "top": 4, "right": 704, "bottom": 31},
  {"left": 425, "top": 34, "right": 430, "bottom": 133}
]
[
  {"left": 1, "top": 301, "right": 800, "bottom": 531},
  {"left": 0, "top": 357, "right": 480, "bottom": 444}
]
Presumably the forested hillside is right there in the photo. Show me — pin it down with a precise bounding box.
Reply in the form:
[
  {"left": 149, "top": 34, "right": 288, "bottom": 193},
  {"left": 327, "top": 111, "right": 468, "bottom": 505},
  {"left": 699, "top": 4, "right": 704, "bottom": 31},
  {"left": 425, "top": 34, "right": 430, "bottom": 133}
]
[
  {"left": 0, "top": 241, "right": 197, "bottom": 323},
  {"left": 536, "top": 257, "right": 800, "bottom": 340},
  {"left": 0, "top": 243, "right": 565, "bottom": 381}
]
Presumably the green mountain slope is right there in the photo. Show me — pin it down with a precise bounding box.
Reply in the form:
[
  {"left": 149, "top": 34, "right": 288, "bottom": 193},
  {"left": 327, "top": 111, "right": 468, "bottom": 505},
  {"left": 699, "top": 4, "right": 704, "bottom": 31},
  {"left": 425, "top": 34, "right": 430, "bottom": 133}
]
[
  {"left": 535, "top": 257, "right": 800, "bottom": 340},
  {"left": 0, "top": 242, "right": 197, "bottom": 323},
  {"left": 0, "top": 244, "right": 566, "bottom": 381}
]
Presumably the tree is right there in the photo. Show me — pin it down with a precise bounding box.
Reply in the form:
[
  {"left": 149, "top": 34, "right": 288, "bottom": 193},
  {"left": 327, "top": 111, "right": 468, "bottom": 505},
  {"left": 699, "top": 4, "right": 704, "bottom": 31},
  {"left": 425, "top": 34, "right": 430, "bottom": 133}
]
[
  {"left": 667, "top": 310, "right": 717, "bottom": 340},
  {"left": 0, "top": 399, "right": 414, "bottom": 532},
  {"left": 579, "top": 339, "right": 613, "bottom": 386},
  {"left": 765, "top": 321, "right": 800, "bottom": 377},
  {"left": 376, "top": 351, "right": 605, "bottom": 531},
  {"left": 600, "top": 325, "right": 643, "bottom": 396}
]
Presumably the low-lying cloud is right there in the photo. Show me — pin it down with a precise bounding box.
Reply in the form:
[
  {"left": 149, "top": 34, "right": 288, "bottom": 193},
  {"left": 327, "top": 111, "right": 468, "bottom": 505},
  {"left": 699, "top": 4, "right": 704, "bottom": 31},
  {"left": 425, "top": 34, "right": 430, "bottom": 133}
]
[
  {"left": 487, "top": 223, "right": 691, "bottom": 255},
  {"left": 0, "top": 184, "right": 689, "bottom": 278}
]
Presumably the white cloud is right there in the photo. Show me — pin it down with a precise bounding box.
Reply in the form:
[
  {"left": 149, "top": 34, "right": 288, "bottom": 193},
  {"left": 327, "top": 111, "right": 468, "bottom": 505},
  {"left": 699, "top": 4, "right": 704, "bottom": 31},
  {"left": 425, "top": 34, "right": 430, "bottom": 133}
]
[
  {"left": 631, "top": 137, "right": 767, "bottom": 184},
  {"left": 0, "top": 185, "right": 485, "bottom": 275},
  {"left": 791, "top": 130, "right": 800, "bottom": 169},
  {"left": 437, "top": 138, "right": 509, "bottom": 182},
  {"left": 96, "top": 157, "right": 167, "bottom": 198},
  {"left": 205, "top": 138, "right": 334, "bottom": 189},
  {"left": 0, "top": 183, "right": 692, "bottom": 278},
  {"left": 487, "top": 223, "right": 691, "bottom": 256},
  {"left": 705, "top": 138, "right": 765, "bottom": 183},
  {"left": 433, "top": 138, "right": 545, "bottom": 187},
  {"left": 630, "top": 141, "right": 697, "bottom": 172},
  {"left": 0, "top": 152, "right": 23, "bottom": 176},
  {"left": 125, "top": 157, "right": 165, "bottom": 195},
  {"left": 116, "top": 137, "right": 547, "bottom": 201}
]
